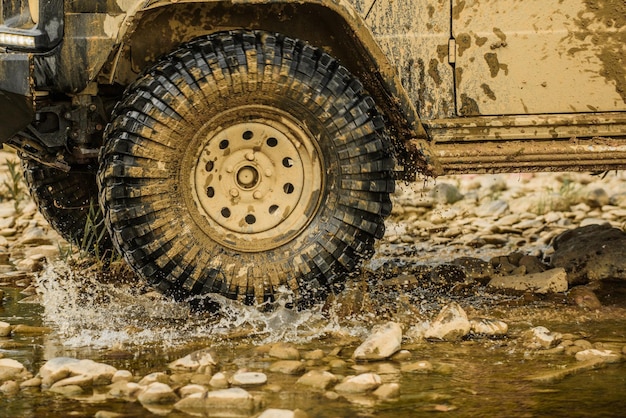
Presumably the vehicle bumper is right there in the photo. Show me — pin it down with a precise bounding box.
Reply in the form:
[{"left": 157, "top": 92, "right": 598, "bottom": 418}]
[{"left": 0, "top": 52, "right": 34, "bottom": 142}]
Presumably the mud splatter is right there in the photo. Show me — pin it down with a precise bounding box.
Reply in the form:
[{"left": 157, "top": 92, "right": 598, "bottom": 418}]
[
  {"left": 481, "top": 83, "right": 496, "bottom": 101},
  {"left": 484, "top": 52, "right": 509, "bottom": 78},
  {"left": 459, "top": 93, "right": 480, "bottom": 116}
]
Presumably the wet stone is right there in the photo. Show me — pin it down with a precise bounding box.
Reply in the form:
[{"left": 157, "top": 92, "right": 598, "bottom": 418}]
[
  {"left": 334, "top": 373, "right": 382, "bottom": 394},
  {"left": 352, "top": 321, "right": 402, "bottom": 361},
  {"left": 401, "top": 360, "right": 434, "bottom": 373},
  {"left": 488, "top": 268, "right": 568, "bottom": 294},
  {"left": 0, "top": 321, "right": 12, "bottom": 337},
  {"left": 175, "top": 387, "right": 259, "bottom": 416},
  {"left": 522, "top": 326, "right": 562, "bottom": 350},
  {"left": 424, "top": 302, "right": 471, "bottom": 341},
  {"left": 296, "top": 370, "right": 338, "bottom": 390},
  {"left": 469, "top": 318, "right": 508, "bottom": 337},
  {"left": 168, "top": 348, "right": 217, "bottom": 373},
  {"left": 257, "top": 409, "right": 309, "bottom": 418},
  {"left": 269, "top": 343, "right": 300, "bottom": 360},
  {"left": 575, "top": 349, "right": 621, "bottom": 364},
  {"left": 0, "top": 358, "right": 28, "bottom": 382},
  {"left": 551, "top": 224, "right": 626, "bottom": 284},
  {"left": 137, "top": 382, "right": 179, "bottom": 405},
  {"left": 269, "top": 360, "right": 305, "bottom": 375},
  {"left": 231, "top": 371, "right": 267, "bottom": 386},
  {"left": 373, "top": 383, "right": 400, "bottom": 400},
  {"left": 209, "top": 372, "right": 229, "bottom": 389},
  {"left": 567, "top": 286, "right": 602, "bottom": 309}
]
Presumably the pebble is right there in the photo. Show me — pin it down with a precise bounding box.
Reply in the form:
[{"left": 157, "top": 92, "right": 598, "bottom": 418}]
[
  {"left": 574, "top": 349, "right": 621, "bottom": 364},
  {"left": 231, "top": 371, "right": 267, "bottom": 386},
  {"left": 400, "top": 360, "right": 434, "bottom": 373},
  {"left": 137, "top": 382, "right": 179, "bottom": 405},
  {"left": 296, "top": 370, "right": 338, "bottom": 390},
  {"left": 175, "top": 387, "right": 259, "bottom": 415},
  {"left": 269, "top": 343, "right": 300, "bottom": 360},
  {"left": 269, "top": 360, "right": 305, "bottom": 375},
  {"left": 522, "top": 326, "right": 562, "bottom": 350},
  {"left": 352, "top": 321, "right": 402, "bottom": 361},
  {"left": 257, "top": 409, "right": 308, "bottom": 418},
  {"left": 334, "top": 373, "right": 382, "bottom": 393},
  {"left": 469, "top": 318, "right": 508, "bottom": 337},
  {"left": 168, "top": 348, "right": 217, "bottom": 372},
  {"left": 424, "top": 302, "right": 471, "bottom": 341}
]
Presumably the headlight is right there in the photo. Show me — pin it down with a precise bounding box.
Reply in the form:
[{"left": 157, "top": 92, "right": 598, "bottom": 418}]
[{"left": 0, "top": 0, "right": 62, "bottom": 52}]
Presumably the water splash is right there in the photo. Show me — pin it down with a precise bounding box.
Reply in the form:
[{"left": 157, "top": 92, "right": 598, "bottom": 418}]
[{"left": 35, "top": 262, "right": 356, "bottom": 349}]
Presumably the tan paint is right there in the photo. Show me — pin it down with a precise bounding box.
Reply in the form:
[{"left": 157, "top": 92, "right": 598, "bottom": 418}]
[
  {"left": 81, "top": 0, "right": 626, "bottom": 176},
  {"left": 452, "top": 0, "right": 626, "bottom": 116}
]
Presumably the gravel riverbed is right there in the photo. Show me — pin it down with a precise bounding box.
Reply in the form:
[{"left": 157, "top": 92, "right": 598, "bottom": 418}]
[{"left": 0, "top": 148, "right": 624, "bottom": 417}]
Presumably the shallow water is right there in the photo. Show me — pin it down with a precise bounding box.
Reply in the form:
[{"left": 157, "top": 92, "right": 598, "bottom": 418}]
[{"left": 0, "top": 261, "right": 625, "bottom": 417}]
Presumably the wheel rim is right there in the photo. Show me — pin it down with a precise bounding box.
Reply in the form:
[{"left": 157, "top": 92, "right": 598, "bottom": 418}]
[{"left": 188, "top": 106, "right": 324, "bottom": 252}]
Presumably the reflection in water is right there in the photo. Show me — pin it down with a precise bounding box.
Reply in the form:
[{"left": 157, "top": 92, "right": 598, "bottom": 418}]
[{"left": 0, "top": 261, "right": 624, "bottom": 417}]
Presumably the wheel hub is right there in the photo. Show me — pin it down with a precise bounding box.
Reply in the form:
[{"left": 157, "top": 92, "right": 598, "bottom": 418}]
[{"left": 190, "top": 112, "right": 323, "bottom": 252}]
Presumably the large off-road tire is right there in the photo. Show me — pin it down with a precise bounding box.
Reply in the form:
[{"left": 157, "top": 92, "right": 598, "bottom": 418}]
[
  {"left": 22, "top": 159, "right": 112, "bottom": 255},
  {"left": 98, "top": 30, "right": 395, "bottom": 305}
]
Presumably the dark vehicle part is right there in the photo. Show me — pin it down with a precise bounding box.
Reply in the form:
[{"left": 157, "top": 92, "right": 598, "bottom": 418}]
[
  {"left": 98, "top": 31, "right": 395, "bottom": 304},
  {"left": 22, "top": 159, "right": 112, "bottom": 255}
]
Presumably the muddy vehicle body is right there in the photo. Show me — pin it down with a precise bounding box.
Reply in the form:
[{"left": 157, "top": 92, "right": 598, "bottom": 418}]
[{"left": 0, "top": 0, "right": 624, "bottom": 305}]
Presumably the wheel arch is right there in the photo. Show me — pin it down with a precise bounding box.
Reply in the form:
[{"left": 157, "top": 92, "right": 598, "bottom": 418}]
[{"left": 103, "top": 1, "right": 433, "bottom": 174}]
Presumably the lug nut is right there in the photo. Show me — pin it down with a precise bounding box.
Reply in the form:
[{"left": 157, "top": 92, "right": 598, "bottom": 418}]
[
  {"left": 245, "top": 152, "right": 255, "bottom": 161},
  {"left": 253, "top": 191, "right": 262, "bottom": 199},
  {"left": 265, "top": 169, "right": 273, "bottom": 177},
  {"left": 230, "top": 189, "right": 239, "bottom": 197}
]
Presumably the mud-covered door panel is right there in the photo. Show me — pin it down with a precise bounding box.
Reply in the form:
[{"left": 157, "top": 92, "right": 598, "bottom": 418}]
[
  {"left": 452, "top": 0, "right": 626, "bottom": 116},
  {"left": 364, "top": 0, "right": 456, "bottom": 120}
]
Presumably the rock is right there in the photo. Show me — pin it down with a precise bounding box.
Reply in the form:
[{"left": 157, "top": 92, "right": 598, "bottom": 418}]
[
  {"left": 94, "top": 412, "right": 125, "bottom": 418},
  {"left": 16, "top": 227, "right": 53, "bottom": 246},
  {"left": 575, "top": 349, "right": 621, "bottom": 364},
  {"left": 400, "top": 361, "right": 434, "bottom": 373},
  {"left": 0, "top": 321, "right": 12, "bottom": 337},
  {"left": 209, "top": 372, "right": 229, "bottom": 388},
  {"left": 488, "top": 268, "right": 568, "bottom": 294},
  {"left": 168, "top": 348, "right": 217, "bottom": 373},
  {"left": 424, "top": 302, "right": 471, "bottom": 341},
  {"left": 269, "top": 343, "right": 300, "bottom": 360},
  {"left": 567, "top": 286, "right": 602, "bottom": 309},
  {"left": 230, "top": 371, "right": 267, "bottom": 386},
  {"left": 269, "top": 360, "right": 305, "bottom": 375},
  {"left": 452, "top": 257, "right": 494, "bottom": 282},
  {"left": 20, "top": 377, "right": 42, "bottom": 388},
  {"left": 518, "top": 255, "right": 548, "bottom": 274},
  {"left": 429, "top": 183, "right": 463, "bottom": 204},
  {"left": 585, "top": 188, "right": 610, "bottom": 208},
  {"left": 257, "top": 408, "right": 308, "bottom": 418},
  {"left": 11, "top": 324, "right": 52, "bottom": 335},
  {"left": 39, "top": 358, "right": 117, "bottom": 388},
  {"left": 179, "top": 384, "right": 207, "bottom": 398},
  {"left": 0, "top": 358, "right": 29, "bottom": 382},
  {"left": 469, "top": 318, "right": 508, "bottom": 337},
  {"left": 296, "top": 370, "right": 338, "bottom": 390},
  {"left": 551, "top": 224, "right": 626, "bottom": 284},
  {"left": 174, "top": 387, "right": 259, "bottom": 416},
  {"left": 372, "top": 383, "right": 400, "bottom": 400},
  {"left": 334, "top": 373, "right": 382, "bottom": 393},
  {"left": 137, "top": 382, "right": 179, "bottom": 405},
  {"left": 474, "top": 200, "right": 509, "bottom": 218},
  {"left": 0, "top": 380, "right": 20, "bottom": 395},
  {"left": 107, "top": 381, "right": 143, "bottom": 400},
  {"left": 50, "top": 374, "right": 94, "bottom": 389},
  {"left": 302, "top": 349, "right": 325, "bottom": 361},
  {"left": 352, "top": 321, "right": 402, "bottom": 361},
  {"left": 111, "top": 370, "right": 133, "bottom": 383},
  {"left": 522, "top": 326, "right": 562, "bottom": 350},
  {"left": 138, "top": 372, "right": 169, "bottom": 386}
]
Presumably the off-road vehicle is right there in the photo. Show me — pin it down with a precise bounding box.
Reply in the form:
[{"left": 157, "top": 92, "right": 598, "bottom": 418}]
[{"left": 0, "top": 0, "right": 624, "bottom": 305}]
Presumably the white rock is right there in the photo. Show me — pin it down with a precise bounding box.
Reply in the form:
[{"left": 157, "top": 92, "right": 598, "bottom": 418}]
[
  {"left": 175, "top": 387, "right": 258, "bottom": 415},
  {"left": 575, "top": 349, "right": 621, "bottom": 364},
  {"left": 0, "top": 358, "right": 27, "bottom": 382},
  {"left": 469, "top": 318, "right": 509, "bottom": 337},
  {"left": 488, "top": 268, "right": 568, "bottom": 294},
  {"left": 257, "top": 409, "right": 305, "bottom": 418},
  {"left": 137, "top": 382, "right": 178, "bottom": 405},
  {"left": 522, "top": 326, "right": 562, "bottom": 349},
  {"left": 111, "top": 370, "right": 133, "bottom": 383},
  {"left": 209, "top": 372, "right": 229, "bottom": 388},
  {"left": 39, "top": 358, "right": 117, "bottom": 387},
  {"left": 230, "top": 371, "right": 267, "bottom": 386},
  {"left": 352, "top": 321, "right": 402, "bottom": 361},
  {"left": 334, "top": 373, "right": 382, "bottom": 393},
  {"left": 424, "top": 302, "right": 471, "bottom": 341},
  {"left": 296, "top": 370, "right": 338, "bottom": 390},
  {"left": 168, "top": 348, "right": 216, "bottom": 372},
  {"left": 179, "top": 384, "right": 207, "bottom": 398}
]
